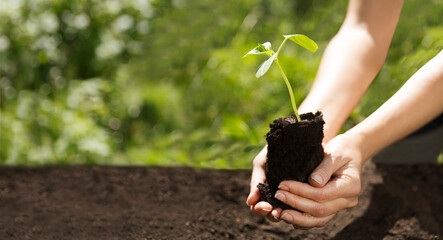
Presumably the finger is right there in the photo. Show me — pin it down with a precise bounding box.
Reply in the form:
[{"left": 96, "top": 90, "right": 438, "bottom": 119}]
[
  {"left": 275, "top": 190, "right": 358, "bottom": 217},
  {"left": 278, "top": 180, "right": 338, "bottom": 203},
  {"left": 266, "top": 214, "right": 279, "bottom": 222},
  {"left": 270, "top": 208, "right": 282, "bottom": 222},
  {"left": 251, "top": 201, "right": 272, "bottom": 217},
  {"left": 279, "top": 173, "right": 360, "bottom": 203},
  {"left": 252, "top": 204, "right": 280, "bottom": 222},
  {"left": 280, "top": 209, "right": 335, "bottom": 228},
  {"left": 247, "top": 146, "right": 267, "bottom": 206},
  {"left": 309, "top": 152, "right": 347, "bottom": 188},
  {"left": 246, "top": 190, "right": 260, "bottom": 207}
]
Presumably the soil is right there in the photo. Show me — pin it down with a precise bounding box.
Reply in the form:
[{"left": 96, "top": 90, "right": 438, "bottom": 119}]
[
  {"left": 259, "top": 112, "right": 325, "bottom": 209},
  {"left": 0, "top": 162, "right": 442, "bottom": 240}
]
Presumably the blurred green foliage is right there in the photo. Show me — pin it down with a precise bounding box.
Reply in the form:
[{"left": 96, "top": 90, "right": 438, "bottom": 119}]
[{"left": 1, "top": 0, "right": 442, "bottom": 167}]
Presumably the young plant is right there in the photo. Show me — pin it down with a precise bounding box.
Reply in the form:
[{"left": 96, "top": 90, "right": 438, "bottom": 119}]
[{"left": 243, "top": 34, "right": 318, "bottom": 121}]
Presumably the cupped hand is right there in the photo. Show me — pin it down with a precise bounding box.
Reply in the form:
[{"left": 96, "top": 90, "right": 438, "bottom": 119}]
[
  {"left": 246, "top": 146, "right": 282, "bottom": 222},
  {"left": 275, "top": 133, "right": 364, "bottom": 228}
]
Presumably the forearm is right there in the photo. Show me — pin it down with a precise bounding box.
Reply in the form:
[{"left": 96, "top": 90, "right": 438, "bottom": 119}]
[
  {"left": 299, "top": 0, "right": 404, "bottom": 142},
  {"left": 299, "top": 29, "right": 387, "bottom": 142},
  {"left": 347, "top": 50, "right": 443, "bottom": 161}
]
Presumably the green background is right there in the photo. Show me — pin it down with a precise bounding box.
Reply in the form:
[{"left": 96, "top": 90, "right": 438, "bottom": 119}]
[{"left": 1, "top": 0, "right": 442, "bottom": 167}]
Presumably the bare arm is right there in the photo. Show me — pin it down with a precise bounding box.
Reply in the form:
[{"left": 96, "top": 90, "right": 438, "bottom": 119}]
[
  {"left": 275, "top": 52, "right": 443, "bottom": 229},
  {"left": 248, "top": 0, "right": 406, "bottom": 225},
  {"left": 348, "top": 50, "right": 443, "bottom": 161},
  {"left": 299, "top": 0, "right": 404, "bottom": 142}
]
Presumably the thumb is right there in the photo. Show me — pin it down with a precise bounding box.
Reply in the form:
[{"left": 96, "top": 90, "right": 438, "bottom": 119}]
[
  {"left": 309, "top": 153, "right": 341, "bottom": 188},
  {"left": 247, "top": 146, "right": 267, "bottom": 206}
]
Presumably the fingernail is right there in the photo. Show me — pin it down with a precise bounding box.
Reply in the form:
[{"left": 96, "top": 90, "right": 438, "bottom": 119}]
[
  {"left": 278, "top": 184, "right": 289, "bottom": 191},
  {"left": 246, "top": 193, "right": 251, "bottom": 206},
  {"left": 262, "top": 208, "right": 271, "bottom": 212},
  {"left": 274, "top": 192, "right": 286, "bottom": 202},
  {"left": 311, "top": 174, "right": 323, "bottom": 185},
  {"left": 271, "top": 209, "right": 280, "bottom": 221},
  {"left": 281, "top": 213, "right": 293, "bottom": 222}
]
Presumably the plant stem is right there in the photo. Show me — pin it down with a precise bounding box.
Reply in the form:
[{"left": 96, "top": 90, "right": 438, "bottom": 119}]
[
  {"left": 275, "top": 38, "right": 288, "bottom": 59},
  {"left": 274, "top": 58, "right": 301, "bottom": 121}
]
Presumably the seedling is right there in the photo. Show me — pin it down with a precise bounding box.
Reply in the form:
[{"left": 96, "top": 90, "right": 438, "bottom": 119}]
[{"left": 243, "top": 34, "right": 318, "bottom": 121}]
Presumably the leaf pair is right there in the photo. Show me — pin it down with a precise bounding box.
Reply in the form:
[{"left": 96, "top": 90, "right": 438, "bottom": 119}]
[{"left": 244, "top": 34, "right": 318, "bottom": 78}]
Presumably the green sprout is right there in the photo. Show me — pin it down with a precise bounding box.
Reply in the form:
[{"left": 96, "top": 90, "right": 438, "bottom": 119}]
[{"left": 244, "top": 34, "right": 318, "bottom": 121}]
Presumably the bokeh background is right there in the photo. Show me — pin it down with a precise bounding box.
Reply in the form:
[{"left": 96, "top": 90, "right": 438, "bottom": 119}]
[{"left": 1, "top": 0, "right": 442, "bottom": 167}]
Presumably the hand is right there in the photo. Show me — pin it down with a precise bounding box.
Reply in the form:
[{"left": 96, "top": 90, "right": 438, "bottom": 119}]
[
  {"left": 246, "top": 146, "right": 282, "bottom": 222},
  {"left": 274, "top": 134, "right": 363, "bottom": 229}
]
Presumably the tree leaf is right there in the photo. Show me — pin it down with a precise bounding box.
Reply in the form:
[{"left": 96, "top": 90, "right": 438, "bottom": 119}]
[
  {"left": 243, "top": 42, "right": 271, "bottom": 57},
  {"left": 283, "top": 34, "right": 318, "bottom": 52},
  {"left": 256, "top": 54, "right": 276, "bottom": 78}
]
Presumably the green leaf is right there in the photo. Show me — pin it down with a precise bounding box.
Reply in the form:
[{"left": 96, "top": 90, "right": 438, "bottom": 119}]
[
  {"left": 256, "top": 54, "right": 276, "bottom": 78},
  {"left": 283, "top": 34, "right": 318, "bottom": 52},
  {"left": 243, "top": 42, "right": 271, "bottom": 57},
  {"left": 260, "top": 42, "right": 272, "bottom": 51}
]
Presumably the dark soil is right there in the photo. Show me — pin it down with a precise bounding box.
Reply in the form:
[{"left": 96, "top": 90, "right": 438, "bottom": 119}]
[
  {"left": 0, "top": 162, "right": 442, "bottom": 240},
  {"left": 259, "top": 112, "right": 325, "bottom": 209}
]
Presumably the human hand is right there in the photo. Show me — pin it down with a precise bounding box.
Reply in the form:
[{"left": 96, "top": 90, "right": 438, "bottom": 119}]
[
  {"left": 274, "top": 134, "right": 363, "bottom": 228},
  {"left": 246, "top": 146, "right": 282, "bottom": 222}
]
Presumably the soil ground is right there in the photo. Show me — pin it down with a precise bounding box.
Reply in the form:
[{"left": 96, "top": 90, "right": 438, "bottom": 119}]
[{"left": 0, "top": 161, "right": 441, "bottom": 240}]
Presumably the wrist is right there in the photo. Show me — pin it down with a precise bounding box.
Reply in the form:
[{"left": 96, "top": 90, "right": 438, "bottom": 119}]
[
  {"left": 343, "top": 127, "right": 370, "bottom": 163},
  {"left": 323, "top": 132, "right": 365, "bottom": 172}
]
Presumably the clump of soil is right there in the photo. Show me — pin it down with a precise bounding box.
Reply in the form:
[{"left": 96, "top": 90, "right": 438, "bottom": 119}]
[{"left": 258, "top": 111, "right": 325, "bottom": 209}]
